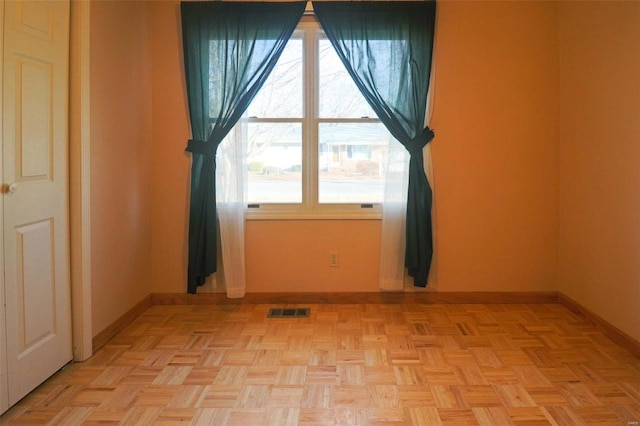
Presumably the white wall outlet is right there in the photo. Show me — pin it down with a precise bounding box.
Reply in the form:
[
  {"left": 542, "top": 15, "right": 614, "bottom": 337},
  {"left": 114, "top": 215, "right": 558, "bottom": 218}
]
[{"left": 329, "top": 251, "right": 339, "bottom": 267}]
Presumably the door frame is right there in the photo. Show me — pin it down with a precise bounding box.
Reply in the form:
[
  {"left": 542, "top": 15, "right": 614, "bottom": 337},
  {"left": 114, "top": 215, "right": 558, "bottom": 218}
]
[
  {"left": 69, "top": 0, "right": 92, "bottom": 362},
  {"left": 0, "top": 0, "right": 7, "bottom": 414}
]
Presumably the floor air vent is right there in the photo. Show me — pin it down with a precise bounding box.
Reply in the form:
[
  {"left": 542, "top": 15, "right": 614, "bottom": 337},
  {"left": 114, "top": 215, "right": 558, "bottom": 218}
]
[{"left": 267, "top": 308, "right": 310, "bottom": 318}]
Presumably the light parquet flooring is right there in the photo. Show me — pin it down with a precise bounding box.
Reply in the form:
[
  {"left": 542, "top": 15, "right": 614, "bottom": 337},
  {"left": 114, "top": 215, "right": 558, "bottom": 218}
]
[{"left": 2, "top": 303, "right": 640, "bottom": 425}]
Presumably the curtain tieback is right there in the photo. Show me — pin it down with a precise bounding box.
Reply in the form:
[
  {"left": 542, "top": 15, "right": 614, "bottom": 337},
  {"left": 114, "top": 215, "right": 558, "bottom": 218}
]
[
  {"left": 185, "top": 139, "right": 216, "bottom": 157},
  {"left": 407, "top": 127, "right": 435, "bottom": 156}
]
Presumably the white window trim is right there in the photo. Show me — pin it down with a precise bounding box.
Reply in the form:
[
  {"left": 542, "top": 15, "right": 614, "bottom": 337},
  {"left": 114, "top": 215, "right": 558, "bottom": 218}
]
[{"left": 245, "top": 22, "right": 383, "bottom": 221}]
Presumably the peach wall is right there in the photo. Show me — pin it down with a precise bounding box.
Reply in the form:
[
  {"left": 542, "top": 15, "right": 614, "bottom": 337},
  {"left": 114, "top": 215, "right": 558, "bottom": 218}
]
[
  {"left": 150, "top": 1, "right": 191, "bottom": 293},
  {"left": 246, "top": 220, "right": 381, "bottom": 292},
  {"left": 90, "top": 1, "right": 153, "bottom": 335},
  {"left": 430, "top": 1, "right": 558, "bottom": 292},
  {"left": 150, "top": 1, "right": 559, "bottom": 294},
  {"left": 558, "top": 2, "right": 640, "bottom": 342}
]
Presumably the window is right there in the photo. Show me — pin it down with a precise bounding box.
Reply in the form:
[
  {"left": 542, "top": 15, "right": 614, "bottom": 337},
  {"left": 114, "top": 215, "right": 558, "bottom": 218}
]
[{"left": 226, "top": 21, "right": 397, "bottom": 219}]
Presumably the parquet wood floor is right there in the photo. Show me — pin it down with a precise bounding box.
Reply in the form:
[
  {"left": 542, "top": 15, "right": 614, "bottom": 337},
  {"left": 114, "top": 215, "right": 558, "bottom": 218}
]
[{"left": 2, "top": 303, "right": 639, "bottom": 425}]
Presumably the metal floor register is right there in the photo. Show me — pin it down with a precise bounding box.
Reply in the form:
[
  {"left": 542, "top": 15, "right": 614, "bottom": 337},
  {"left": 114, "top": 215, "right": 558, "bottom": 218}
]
[{"left": 267, "top": 308, "right": 310, "bottom": 318}]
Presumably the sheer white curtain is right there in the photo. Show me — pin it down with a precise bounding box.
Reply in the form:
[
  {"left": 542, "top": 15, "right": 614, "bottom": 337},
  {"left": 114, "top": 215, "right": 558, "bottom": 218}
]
[
  {"left": 379, "top": 89, "right": 435, "bottom": 291},
  {"left": 201, "top": 126, "right": 247, "bottom": 297},
  {"left": 379, "top": 137, "right": 410, "bottom": 290}
]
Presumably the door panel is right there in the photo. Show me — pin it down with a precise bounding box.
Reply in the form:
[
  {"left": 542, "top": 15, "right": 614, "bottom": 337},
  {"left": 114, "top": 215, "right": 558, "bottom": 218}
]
[
  {"left": 17, "top": 58, "right": 53, "bottom": 180},
  {"left": 16, "top": 1, "right": 55, "bottom": 40},
  {"left": 16, "top": 219, "right": 56, "bottom": 352},
  {"left": 2, "top": 0, "right": 71, "bottom": 407}
]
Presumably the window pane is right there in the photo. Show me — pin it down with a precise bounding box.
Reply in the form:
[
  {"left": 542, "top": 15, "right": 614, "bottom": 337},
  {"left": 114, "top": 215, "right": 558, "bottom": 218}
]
[
  {"left": 319, "top": 39, "right": 376, "bottom": 119},
  {"left": 247, "top": 122, "right": 302, "bottom": 203},
  {"left": 318, "top": 123, "right": 391, "bottom": 203},
  {"left": 247, "top": 39, "right": 303, "bottom": 118}
]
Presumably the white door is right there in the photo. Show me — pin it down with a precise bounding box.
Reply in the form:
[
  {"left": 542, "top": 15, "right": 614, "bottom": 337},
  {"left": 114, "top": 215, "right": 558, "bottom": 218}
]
[{"left": 2, "top": 0, "right": 72, "bottom": 409}]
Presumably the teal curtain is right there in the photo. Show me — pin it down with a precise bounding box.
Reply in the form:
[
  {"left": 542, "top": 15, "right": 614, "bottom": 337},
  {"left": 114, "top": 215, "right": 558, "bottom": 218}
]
[
  {"left": 313, "top": 1, "right": 436, "bottom": 287},
  {"left": 181, "top": 1, "right": 305, "bottom": 293}
]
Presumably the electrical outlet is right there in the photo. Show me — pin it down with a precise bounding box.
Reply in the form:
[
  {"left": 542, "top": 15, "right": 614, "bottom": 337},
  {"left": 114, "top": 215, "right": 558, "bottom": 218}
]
[{"left": 329, "top": 251, "right": 339, "bottom": 267}]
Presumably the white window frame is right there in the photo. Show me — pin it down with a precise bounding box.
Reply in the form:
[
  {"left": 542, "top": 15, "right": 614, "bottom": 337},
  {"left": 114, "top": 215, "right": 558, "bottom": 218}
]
[{"left": 245, "top": 20, "right": 384, "bottom": 220}]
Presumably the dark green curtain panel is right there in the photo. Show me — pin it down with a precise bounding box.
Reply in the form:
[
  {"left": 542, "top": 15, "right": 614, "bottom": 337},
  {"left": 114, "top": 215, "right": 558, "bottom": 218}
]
[
  {"left": 313, "top": 1, "right": 436, "bottom": 287},
  {"left": 181, "top": 1, "right": 305, "bottom": 293}
]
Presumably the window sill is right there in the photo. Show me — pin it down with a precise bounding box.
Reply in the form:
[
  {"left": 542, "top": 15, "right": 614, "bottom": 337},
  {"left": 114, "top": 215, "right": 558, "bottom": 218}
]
[{"left": 245, "top": 208, "right": 382, "bottom": 221}]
